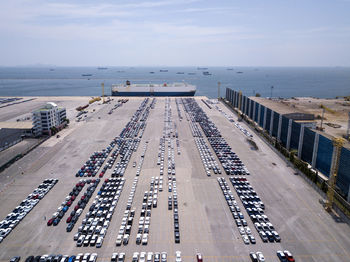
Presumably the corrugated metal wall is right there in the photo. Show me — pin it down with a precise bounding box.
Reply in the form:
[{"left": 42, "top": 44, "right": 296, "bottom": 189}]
[
  {"left": 337, "top": 148, "right": 350, "bottom": 196},
  {"left": 280, "top": 116, "right": 289, "bottom": 147},
  {"left": 290, "top": 122, "right": 301, "bottom": 151},
  {"left": 315, "top": 135, "right": 333, "bottom": 177},
  {"left": 265, "top": 108, "right": 271, "bottom": 133},
  {"left": 301, "top": 127, "right": 315, "bottom": 163},
  {"left": 272, "top": 113, "right": 280, "bottom": 137},
  {"left": 225, "top": 88, "right": 350, "bottom": 198},
  {"left": 259, "top": 106, "right": 265, "bottom": 127}
]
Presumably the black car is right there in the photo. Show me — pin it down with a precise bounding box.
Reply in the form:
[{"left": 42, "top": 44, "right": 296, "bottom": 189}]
[
  {"left": 174, "top": 231, "right": 180, "bottom": 243},
  {"left": 25, "top": 256, "right": 34, "bottom": 262}
]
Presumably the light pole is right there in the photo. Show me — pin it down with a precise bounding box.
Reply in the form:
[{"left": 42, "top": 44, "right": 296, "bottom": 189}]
[
  {"left": 270, "top": 86, "right": 274, "bottom": 99},
  {"left": 217, "top": 81, "right": 221, "bottom": 99}
]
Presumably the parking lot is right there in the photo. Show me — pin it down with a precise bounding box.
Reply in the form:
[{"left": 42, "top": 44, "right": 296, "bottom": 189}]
[{"left": 0, "top": 96, "right": 350, "bottom": 262}]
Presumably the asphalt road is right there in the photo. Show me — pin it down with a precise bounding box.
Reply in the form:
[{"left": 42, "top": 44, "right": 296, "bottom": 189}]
[{"left": 0, "top": 97, "right": 349, "bottom": 262}]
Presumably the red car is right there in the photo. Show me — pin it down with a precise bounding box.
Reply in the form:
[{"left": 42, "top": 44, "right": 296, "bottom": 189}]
[
  {"left": 47, "top": 218, "right": 54, "bottom": 226},
  {"left": 66, "top": 216, "right": 72, "bottom": 223},
  {"left": 66, "top": 200, "right": 72, "bottom": 206},
  {"left": 71, "top": 195, "right": 76, "bottom": 201},
  {"left": 284, "top": 250, "right": 295, "bottom": 262},
  {"left": 74, "top": 205, "right": 79, "bottom": 211}
]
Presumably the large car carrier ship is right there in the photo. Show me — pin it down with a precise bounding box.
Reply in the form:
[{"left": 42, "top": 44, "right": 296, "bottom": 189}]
[{"left": 111, "top": 81, "right": 196, "bottom": 96}]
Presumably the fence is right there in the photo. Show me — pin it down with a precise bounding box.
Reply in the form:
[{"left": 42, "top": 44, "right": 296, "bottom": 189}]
[{"left": 225, "top": 88, "right": 350, "bottom": 200}]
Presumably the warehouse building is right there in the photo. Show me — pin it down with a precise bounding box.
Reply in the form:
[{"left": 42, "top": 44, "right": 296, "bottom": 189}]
[{"left": 32, "top": 102, "right": 67, "bottom": 136}]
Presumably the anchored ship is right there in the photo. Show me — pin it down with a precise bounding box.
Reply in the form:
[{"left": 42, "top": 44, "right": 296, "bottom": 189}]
[{"left": 111, "top": 81, "right": 196, "bottom": 96}]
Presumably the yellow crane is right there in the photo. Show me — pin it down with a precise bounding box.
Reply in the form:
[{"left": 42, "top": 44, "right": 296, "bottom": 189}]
[
  {"left": 325, "top": 137, "right": 345, "bottom": 212},
  {"left": 319, "top": 104, "right": 336, "bottom": 131}
]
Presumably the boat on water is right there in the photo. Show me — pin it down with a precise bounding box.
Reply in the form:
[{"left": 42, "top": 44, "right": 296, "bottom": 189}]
[
  {"left": 203, "top": 71, "right": 211, "bottom": 76},
  {"left": 82, "top": 74, "right": 92, "bottom": 77},
  {"left": 160, "top": 69, "right": 168, "bottom": 72},
  {"left": 227, "top": 68, "right": 234, "bottom": 71},
  {"left": 188, "top": 72, "right": 196, "bottom": 75},
  {"left": 197, "top": 67, "right": 208, "bottom": 70},
  {"left": 111, "top": 80, "right": 196, "bottom": 97},
  {"left": 149, "top": 71, "right": 155, "bottom": 74},
  {"left": 176, "top": 72, "right": 184, "bottom": 74},
  {"left": 97, "top": 67, "right": 108, "bottom": 70},
  {"left": 236, "top": 71, "right": 243, "bottom": 74}
]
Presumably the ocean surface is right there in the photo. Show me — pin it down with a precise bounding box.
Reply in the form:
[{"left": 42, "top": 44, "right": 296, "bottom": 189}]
[{"left": 0, "top": 67, "right": 349, "bottom": 98}]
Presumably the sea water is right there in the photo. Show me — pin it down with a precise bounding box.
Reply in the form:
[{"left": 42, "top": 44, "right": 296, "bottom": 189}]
[{"left": 0, "top": 66, "right": 349, "bottom": 98}]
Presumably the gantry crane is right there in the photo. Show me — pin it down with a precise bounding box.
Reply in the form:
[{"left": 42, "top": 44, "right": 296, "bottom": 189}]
[{"left": 325, "top": 137, "right": 345, "bottom": 212}]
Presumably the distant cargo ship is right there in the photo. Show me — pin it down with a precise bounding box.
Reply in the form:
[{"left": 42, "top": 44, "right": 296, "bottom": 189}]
[
  {"left": 197, "top": 67, "right": 208, "bottom": 70},
  {"left": 82, "top": 74, "right": 92, "bottom": 77},
  {"left": 97, "top": 67, "right": 108, "bottom": 70},
  {"left": 111, "top": 81, "right": 196, "bottom": 96},
  {"left": 203, "top": 71, "right": 212, "bottom": 75},
  {"left": 160, "top": 69, "right": 168, "bottom": 72}
]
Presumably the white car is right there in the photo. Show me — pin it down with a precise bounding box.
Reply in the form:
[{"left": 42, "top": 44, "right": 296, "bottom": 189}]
[
  {"left": 175, "top": 251, "right": 181, "bottom": 262},
  {"left": 146, "top": 252, "right": 153, "bottom": 262},
  {"left": 142, "top": 233, "right": 148, "bottom": 245},
  {"left": 96, "top": 237, "right": 103, "bottom": 248},
  {"left": 239, "top": 226, "right": 245, "bottom": 235},
  {"left": 242, "top": 234, "right": 250, "bottom": 244},
  {"left": 139, "top": 252, "right": 146, "bottom": 262},
  {"left": 115, "top": 234, "right": 122, "bottom": 246},
  {"left": 161, "top": 252, "right": 167, "bottom": 262},
  {"left": 132, "top": 252, "right": 139, "bottom": 262},
  {"left": 256, "top": 252, "right": 265, "bottom": 262}
]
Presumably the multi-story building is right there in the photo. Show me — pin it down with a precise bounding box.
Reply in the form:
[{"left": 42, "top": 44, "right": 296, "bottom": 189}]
[{"left": 32, "top": 102, "right": 67, "bottom": 136}]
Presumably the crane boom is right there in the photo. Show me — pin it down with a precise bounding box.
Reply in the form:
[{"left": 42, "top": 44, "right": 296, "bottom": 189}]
[{"left": 325, "top": 137, "right": 345, "bottom": 211}]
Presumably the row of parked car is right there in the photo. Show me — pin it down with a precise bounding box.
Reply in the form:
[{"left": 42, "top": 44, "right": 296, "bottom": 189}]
[
  {"left": 0, "top": 179, "right": 58, "bottom": 243},
  {"left": 249, "top": 250, "right": 295, "bottom": 262},
  {"left": 164, "top": 99, "right": 181, "bottom": 244},
  {"left": 10, "top": 253, "right": 98, "bottom": 262},
  {"left": 74, "top": 178, "right": 125, "bottom": 248},
  {"left": 175, "top": 98, "right": 183, "bottom": 121},
  {"left": 47, "top": 179, "right": 87, "bottom": 226},
  {"left": 217, "top": 177, "right": 256, "bottom": 245},
  {"left": 171, "top": 182, "right": 180, "bottom": 244},
  {"left": 182, "top": 98, "right": 250, "bottom": 176},
  {"left": 136, "top": 176, "right": 163, "bottom": 246},
  {"left": 64, "top": 179, "right": 100, "bottom": 232},
  {"left": 112, "top": 139, "right": 140, "bottom": 177},
  {"left": 229, "top": 177, "right": 281, "bottom": 243},
  {"left": 135, "top": 142, "right": 148, "bottom": 176},
  {"left": 108, "top": 99, "right": 127, "bottom": 115},
  {"left": 111, "top": 250, "right": 183, "bottom": 262},
  {"left": 116, "top": 177, "right": 138, "bottom": 246},
  {"left": 195, "top": 137, "right": 221, "bottom": 176},
  {"left": 77, "top": 98, "right": 153, "bottom": 180},
  {"left": 213, "top": 104, "right": 253, "bottom": 138},
  {"left": 75, "top": 150, "right": 111, "bottom": 177}
]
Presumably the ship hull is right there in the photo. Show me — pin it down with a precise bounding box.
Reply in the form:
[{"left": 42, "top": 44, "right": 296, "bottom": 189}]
[
  {"left": 111, "top": 91, "right": 195, "bottom": 96},
  {"left": 111, "top": 82, "right": 196, "bottom": 97}
]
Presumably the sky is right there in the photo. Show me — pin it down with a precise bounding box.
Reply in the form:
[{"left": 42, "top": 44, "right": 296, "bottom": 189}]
[{"left": 0, "top": 0, "right": 350, "bottom": 67}]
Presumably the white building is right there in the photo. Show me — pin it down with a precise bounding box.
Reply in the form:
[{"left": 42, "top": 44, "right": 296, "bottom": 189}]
[{"left": 32, "top": 102, "right": 67, "bottom": 136}]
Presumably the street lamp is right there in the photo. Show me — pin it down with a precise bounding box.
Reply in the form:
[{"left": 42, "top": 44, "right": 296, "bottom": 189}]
[{"left": 270, "top": 86, "right": 274, "bottom": 99}]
